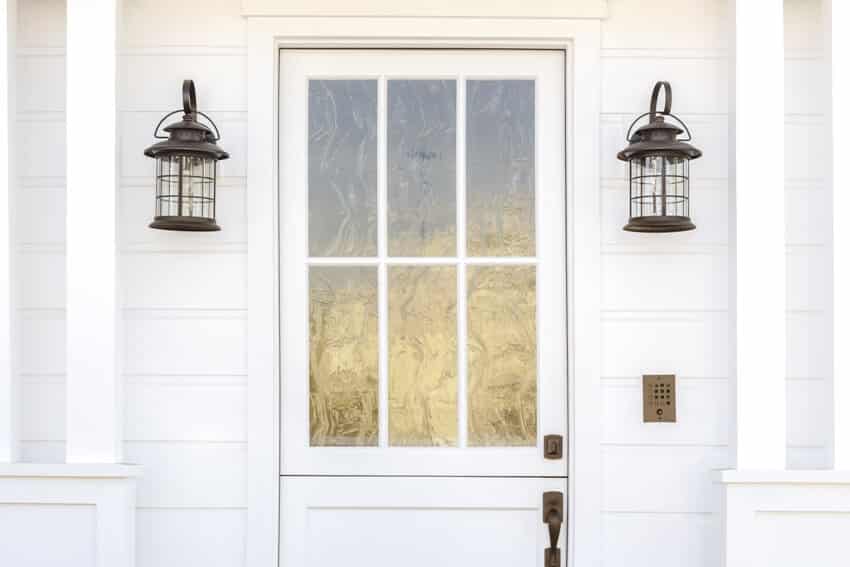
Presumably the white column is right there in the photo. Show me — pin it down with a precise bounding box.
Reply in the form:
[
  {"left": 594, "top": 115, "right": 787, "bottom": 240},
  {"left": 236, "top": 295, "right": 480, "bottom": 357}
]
[
  {"left": 729, "top": 0, "right": 786, "bottom": 470},
  {"left": 66, "top": 0, "right": 122, "bottom": 463},
  {"left": 831, "top": 0, "right": 850, "bottom": 469},
  {"left": 0, "top": 0, "right": 16, "bottom": 463}
]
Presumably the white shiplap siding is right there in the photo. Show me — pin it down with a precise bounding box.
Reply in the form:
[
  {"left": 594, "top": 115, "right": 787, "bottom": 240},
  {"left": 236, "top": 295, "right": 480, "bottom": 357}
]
[
  {"left": 15, "top": 0, "right": 249, "bottom": 565},
  {"left": 12, "top": 0, "right": 830, "bottom": 566},
  {"left": 117, "top": 2, "right": 249, "bottom": 565},
  {"left": 16, "top": 0, "right": 67, "bottom": 466},
  {"left": 599, "top": 0, "right": 828, "bottom": 565}
]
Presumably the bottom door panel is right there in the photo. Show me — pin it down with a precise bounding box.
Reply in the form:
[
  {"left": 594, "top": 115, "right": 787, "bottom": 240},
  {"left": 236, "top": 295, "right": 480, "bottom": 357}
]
[{"left": 280, "top": 477, "right": 567, "bottom": 567}]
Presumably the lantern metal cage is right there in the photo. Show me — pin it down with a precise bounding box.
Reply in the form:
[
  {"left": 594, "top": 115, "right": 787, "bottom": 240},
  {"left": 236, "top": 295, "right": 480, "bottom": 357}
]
[
  {"left": 617, "top": 81, "right": 702, "bottom": 233},
  {"left": 144, "top": 80, "right": 229, "bottom": 231}
]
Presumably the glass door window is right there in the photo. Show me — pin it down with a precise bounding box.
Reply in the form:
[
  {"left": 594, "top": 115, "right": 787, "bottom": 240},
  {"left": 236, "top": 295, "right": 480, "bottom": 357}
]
[{"left": 280, "top": 50, "right": 566, "bottom": 477}]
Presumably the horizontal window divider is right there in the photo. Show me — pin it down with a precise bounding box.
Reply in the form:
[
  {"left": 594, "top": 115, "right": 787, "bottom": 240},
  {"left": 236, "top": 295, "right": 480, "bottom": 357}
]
[{"left": 306, "top": 256, "right": 538, "bottom": 265}]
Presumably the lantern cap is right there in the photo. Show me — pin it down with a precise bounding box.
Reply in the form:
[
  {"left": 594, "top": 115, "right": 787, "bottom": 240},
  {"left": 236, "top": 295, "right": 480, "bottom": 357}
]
[
  {"left": 617, "top": 81, "right": 702, "bottom": 161},
  {"left": 144, "top": 80, "right": 229, "bottom": 161}
]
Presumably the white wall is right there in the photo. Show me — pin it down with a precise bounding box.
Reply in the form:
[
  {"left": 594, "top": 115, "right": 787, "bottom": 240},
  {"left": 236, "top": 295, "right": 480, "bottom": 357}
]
[
  {"left": 11, "top": 1, "right": 829, "bottom": 566},
  {"left": 16, "top": 1, "right": 249, "bottom": 565},
  {"left": 600, "top": 1, "right": 828, "bottom": 566},
  {"left": 120, "top": 2, "right": 249, "bottom": 566}
]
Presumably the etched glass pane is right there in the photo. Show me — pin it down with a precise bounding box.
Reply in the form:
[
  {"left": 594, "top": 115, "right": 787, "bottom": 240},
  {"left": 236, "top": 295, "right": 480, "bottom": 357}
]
[
  {"left": 308, "top": 80, "right": 378, "bottom": 257},
  {"left": 467, "top": 265, "right": 537, "bottom": 446},
  {"left": 466, "top": 80, "right": 535, "bottom": 257},
  {"left": 388, "top": 80, "right": 457, "bottom": 257},
  {"left": 309, "top": 266, "right": 378, "bottom": 446},
  {"left": 389, "top": 266, "right": 458, "bottom": 446}
]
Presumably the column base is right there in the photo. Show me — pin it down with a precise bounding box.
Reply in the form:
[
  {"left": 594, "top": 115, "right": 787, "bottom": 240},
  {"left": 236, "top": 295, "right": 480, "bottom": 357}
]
[
  {"left": 720, "top": 470, "right": 850, "bottom": 567},
  {"left": 0, "top": 464, "right": 141, "bottom": 567}
]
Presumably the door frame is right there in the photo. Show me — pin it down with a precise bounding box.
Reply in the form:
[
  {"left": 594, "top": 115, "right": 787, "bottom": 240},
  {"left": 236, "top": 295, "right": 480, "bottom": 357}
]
[{"left": 245, "top": 17, "right": 602, "bottom": 567}]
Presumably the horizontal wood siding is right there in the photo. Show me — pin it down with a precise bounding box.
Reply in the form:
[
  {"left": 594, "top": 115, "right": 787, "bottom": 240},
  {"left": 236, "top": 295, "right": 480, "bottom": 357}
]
[
  {"left": 598, "top": 1, "right": 829, "bottom": 565},
  {"left": 15, "top": 1, "right": 249, "bottom": 565},
  {"left": 12, "top": 1, "right": 829, "bottom": 566}
]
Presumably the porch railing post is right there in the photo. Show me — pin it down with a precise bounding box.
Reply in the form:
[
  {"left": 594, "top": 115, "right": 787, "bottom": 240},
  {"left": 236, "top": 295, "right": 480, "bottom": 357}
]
[
  {"left": 66, "top": 0, "right": 122, "bottom": 463},
  {"left": 0, "top": 0, "right": 16, "bottom": 464},
  {"left": 729, "top": 0, "right": 787, "bottom": 470}
]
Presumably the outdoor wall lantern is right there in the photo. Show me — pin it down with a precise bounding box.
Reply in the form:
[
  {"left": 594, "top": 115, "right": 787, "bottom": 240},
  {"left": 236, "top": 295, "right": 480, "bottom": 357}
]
[
  {"left": 144, "top": 80, "right": 229, "bottom": 231},
  {"left": 617, "top": 81, "right": 702, "bottom": 233}
]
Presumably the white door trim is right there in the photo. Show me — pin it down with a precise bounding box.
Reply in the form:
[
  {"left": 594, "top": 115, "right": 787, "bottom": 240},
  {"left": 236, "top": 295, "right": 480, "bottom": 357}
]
[{"left": 245, "top": 17, "right": 602, "bottom": 567}]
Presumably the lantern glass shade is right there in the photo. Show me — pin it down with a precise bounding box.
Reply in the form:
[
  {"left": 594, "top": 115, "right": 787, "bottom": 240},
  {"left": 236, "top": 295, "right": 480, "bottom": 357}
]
[
  {"left": 154, "top": 154, "right": 217, "bottom": 221},
  {"left": 628, "top": 154, "right": 690, "bottom": 223}
]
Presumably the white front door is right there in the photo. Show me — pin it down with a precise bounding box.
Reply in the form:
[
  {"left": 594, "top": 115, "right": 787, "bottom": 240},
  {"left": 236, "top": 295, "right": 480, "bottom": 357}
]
[{"left": 278, "top": 49, "right": 567, "bottom": 566}]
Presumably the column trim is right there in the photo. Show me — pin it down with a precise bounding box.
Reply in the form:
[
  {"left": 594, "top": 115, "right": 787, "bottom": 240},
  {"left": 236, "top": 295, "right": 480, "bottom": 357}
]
[
  {"left": 729, "top": 0, "right": 787, "bottom": 470},
  {"left": 0, "top": 0, "right": 16, "bottom": 464},
  {"left": 831, "top": 0, "right": 850, "bottom": 469},
  {"left": 65, "top": 0, "right": 122, "bottom": 463}
]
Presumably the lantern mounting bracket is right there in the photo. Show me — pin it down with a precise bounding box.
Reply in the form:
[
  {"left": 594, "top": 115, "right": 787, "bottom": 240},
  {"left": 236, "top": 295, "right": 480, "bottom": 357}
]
[
  {"left": 152, "top": 79, "right": 222, "bottom": 141},
  {"left": 624, "top": 111, "right": 693, "bottom": 144},
  {"left": 183, "top": 79, "right": 198, "bottom": 115},
  {"left": 624, "top": 81, "right": 692, "bottom": 143},
  {"left": 152, "top": 110, "right": 223, "bottom": 141},
  {"left": 649, "top": 80, "right": 672, "bottom": 119}
]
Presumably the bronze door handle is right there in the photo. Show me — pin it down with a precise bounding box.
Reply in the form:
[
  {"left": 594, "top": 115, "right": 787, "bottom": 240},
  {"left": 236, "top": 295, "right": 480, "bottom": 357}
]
[{"left": 542, "top": 491, "right": 564, "bottom": 567}]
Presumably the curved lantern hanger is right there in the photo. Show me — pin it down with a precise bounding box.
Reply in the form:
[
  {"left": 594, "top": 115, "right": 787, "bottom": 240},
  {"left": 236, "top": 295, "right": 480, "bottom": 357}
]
[
  {"left": 625, "top": 80, "right": 693, "bottom": 143},
  {"left": 152, "top": 79, "right": 223, "bottom": 141}
]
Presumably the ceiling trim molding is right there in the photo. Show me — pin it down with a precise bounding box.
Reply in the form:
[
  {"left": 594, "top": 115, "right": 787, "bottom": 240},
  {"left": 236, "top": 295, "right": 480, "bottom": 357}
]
[{"left": 241, "top": 0, "right": 608, "bottom": 19}]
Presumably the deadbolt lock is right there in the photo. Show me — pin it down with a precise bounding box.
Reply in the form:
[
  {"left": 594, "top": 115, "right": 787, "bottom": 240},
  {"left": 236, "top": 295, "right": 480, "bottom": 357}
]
[{"left": 544, "top": 434, "right": 563, "bottom": 459}]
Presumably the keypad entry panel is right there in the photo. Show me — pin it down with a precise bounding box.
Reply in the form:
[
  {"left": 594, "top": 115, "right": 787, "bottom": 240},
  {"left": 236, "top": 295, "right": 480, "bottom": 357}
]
[{"left": 643, "top": 374, "right": 676, "bottom": 423}]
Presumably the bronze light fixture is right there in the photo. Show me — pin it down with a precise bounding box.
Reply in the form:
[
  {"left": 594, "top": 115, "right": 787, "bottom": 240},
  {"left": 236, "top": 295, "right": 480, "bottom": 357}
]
[
  {"left": 144, "top": 80, "right": 229, "bottom": 231},
  {"left": 617, "top": 81, "right": 702, "bottom": 233}
]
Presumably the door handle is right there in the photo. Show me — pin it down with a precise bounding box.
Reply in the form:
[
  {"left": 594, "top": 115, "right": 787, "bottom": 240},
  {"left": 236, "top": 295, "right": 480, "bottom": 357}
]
[{"left": 542, "top": 491, "right": 564, "bottom": 567}]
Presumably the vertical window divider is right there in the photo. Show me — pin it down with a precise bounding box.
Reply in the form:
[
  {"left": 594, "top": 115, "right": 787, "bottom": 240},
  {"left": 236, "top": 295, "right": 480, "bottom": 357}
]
[
  {"left": 456, "top": 76, "right": 468, "bottom": 449},
  {"left": 377, "top": 76, "right": 389, "bottom": 448}
]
